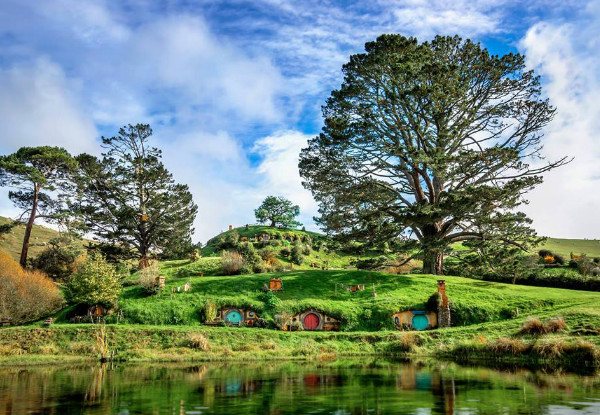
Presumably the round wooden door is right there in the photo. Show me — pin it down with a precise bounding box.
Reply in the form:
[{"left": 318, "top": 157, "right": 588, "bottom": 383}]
[
  {"left": 303, "top": 313, "right": 320, "bottom": 330},
  {"left": 225, "top": 310, "right": 243, "bottom": 325},
  {"left": 411, "top": 314, "right": 429, "bottom": 331}
]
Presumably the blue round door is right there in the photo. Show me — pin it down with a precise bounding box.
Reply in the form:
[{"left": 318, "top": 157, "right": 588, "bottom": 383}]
[
  {"left": 225, "top": 310, "right": 243, "bottom": 324},
  {"left": 412, "top": 314, "right": 429, "bottom": 331}
]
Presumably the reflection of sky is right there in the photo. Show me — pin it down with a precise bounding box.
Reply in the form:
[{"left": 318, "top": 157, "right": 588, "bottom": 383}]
[{"left": 0, "top": 1, "right": 599, "bottom": 241}]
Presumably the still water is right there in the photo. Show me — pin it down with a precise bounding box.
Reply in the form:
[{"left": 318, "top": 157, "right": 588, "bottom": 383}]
[{"left": 0, "top": 360, "right": 599, "bottom": 415}]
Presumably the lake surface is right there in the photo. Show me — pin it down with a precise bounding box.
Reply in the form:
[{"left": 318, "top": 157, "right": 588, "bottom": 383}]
[{"left": 1, "top": 360, "right": 599, "bottom": 414}]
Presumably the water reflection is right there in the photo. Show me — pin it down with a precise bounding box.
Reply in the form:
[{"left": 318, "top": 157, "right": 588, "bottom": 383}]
[{"left": 0, "top": 361, "right": 599, "bottom": 414}]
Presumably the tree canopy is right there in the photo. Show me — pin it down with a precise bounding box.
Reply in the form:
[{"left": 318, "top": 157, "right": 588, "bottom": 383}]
[
  {"left": 0, "top": 146, "right": 77, "bottom": 266},
  {"left": 255, "top": 196, "right": 302, "bottom": 228},
  {"left": 299, "top": 35, "right": 568, "bottom": 275},
  {"left": 71, "top": 124, "right": 198, "bottom": 267}
]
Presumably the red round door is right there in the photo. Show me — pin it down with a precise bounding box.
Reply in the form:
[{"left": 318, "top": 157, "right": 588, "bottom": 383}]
[{"left": 303, "top": 313, "right": 320, "bottom": 330}]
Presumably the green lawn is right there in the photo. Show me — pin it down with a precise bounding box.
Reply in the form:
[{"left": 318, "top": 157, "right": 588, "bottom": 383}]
[{"left": 113, "top": 263, "right": 600, "bottom": 332}]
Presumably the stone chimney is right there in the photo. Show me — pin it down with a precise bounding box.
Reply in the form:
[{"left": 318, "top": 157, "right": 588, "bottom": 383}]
[{"left": 437, "top": 280, "right": 451, "bottom": 328}]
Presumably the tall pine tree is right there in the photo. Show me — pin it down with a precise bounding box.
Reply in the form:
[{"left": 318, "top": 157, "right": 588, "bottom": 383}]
[{"left": 72, "top": 124, "right": 198, "bottom": 267}]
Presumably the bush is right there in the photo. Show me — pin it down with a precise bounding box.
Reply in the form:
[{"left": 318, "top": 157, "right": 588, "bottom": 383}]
[
  {"left": 490, "top": 337, "right": 529, "bottom": 355},
  {"left": 237, "top": 242, "right": 262, "bottom": 265},
  {"left": 0, "top": 251, "right": 63, "bottom": 324},
  {"left": 201, "top": 301, "right": 217, "bottom": 322},
  {"left": 302, "top": 245, "right": 311, "bottom": 256},
  {"left": 188, "top": 333, "right": 210, "bottom": 351},
  {"left": 290, "top": 245, "right": 304, "bottom": 265},
  {"left": 220, "top": 251, "right": 245, "bottom": 275},
  {"left": 519, "top": 317, "right": 547, "bottom": 335},
  {"left": 64, "top": 251, "right": 122, "bottom": 307},
  {"left": 252, "top": 262, "right": 266, "bottom": 273},
  {"left": 259, "top": 247, "right": 276, "bottom": 262},
  {"left": 137, "top": 261, "right": 161, "bottom": 295},
  {"left": 546, "top": 317, "right": 567, "bottom": 333},
  {"left": 280, "top": 247, "right": 291, "bottom": 257},
  {"left": 355, "top": 256, "right": 387, "bottom": 270},
  {"left": 31, "top": 236, "right": 86, "bottom": 280}
]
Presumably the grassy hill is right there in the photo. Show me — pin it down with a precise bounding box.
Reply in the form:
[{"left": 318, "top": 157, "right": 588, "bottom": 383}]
[
  {"left": 0, "top": 216, "right": 72, "bottom": 261},
  {"left": 113, "top": 262, "right": 600, "bottom": 333},
  {"left": 3, "top": 266, "right": 600, "bottom": 368},
  {"left": 539, "top": 237, "right": 600, "bottom": 259}
]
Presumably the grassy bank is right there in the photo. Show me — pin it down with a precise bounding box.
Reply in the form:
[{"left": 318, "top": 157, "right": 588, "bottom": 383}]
[
  {"left": 2, "top": 301, "right": 600, "bottom": 371},
  {"left": 114, "top": 266, "right": 600, "bottom": 330}
]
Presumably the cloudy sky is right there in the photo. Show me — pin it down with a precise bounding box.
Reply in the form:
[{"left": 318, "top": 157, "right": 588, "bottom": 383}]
[{"left": 0, "top": 0, "right": 598, "bottom": 242}]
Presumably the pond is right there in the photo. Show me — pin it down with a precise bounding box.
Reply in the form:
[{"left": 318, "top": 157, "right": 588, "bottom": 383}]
[{"left": 0, "top": 360, "right": 599, "bottom": 414}]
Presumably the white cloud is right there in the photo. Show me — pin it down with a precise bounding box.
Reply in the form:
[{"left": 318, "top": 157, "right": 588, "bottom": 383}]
[
  {"left": 0, "top": 57, "right": 97, "bottom": 154},
  {"left": 253, "top": 130, "right": 319, "bottom": 231},
  {"left": 520, "top": 8, "right": 600, "bottom": 238}
]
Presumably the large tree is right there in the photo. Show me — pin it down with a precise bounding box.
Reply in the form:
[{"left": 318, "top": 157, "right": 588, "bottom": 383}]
[
  {"left": 299, "top": 35, "right": 568, "bottom": 275},
  {"left": 0, "top": 147, "right": 77, "bottom": 266},
  {"left": 254, "top": 196, "right": 302, "bottom": 228},
  {"left": 72, "top": 124, "right": 198, "bottom": 267}
]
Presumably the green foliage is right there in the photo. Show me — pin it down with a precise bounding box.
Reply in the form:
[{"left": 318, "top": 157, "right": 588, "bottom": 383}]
[
  {"left": 236, "top": 242, "right": 262, "bottom": 265},
  {"left": 32, "top": 235, "right": 86, "bottom": 280},
  {"left": 0, "top": 146, "right": 78, "bottom": 265},
  {"left": 299, "top": 34, "right": 567, "bottom": 275},
  {"left": 137, "top": 261, "right": 161, "bottom": 295},
  {"left": 71, "top": 124, "right": 197, "bottom": 265},
  {"left": 220, "top": 251, "right": 245, "bottom": 275},
  {"left": 64, "top": 251, "right": 122, "bottom": 307},
  {"left": 254, "top": 196, "right": 302, "bottom": 228},
  {"left": 290, "top": 245, "right": 304, "bottom": 265}
]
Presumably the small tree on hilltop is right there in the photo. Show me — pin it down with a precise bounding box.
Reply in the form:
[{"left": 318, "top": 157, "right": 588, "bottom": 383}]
[
  {"left": 0, "top": 146, "right": 77, "bottom": 266},
  {"left": 255, "top": 196, "right": 302, "bottom": 228}
]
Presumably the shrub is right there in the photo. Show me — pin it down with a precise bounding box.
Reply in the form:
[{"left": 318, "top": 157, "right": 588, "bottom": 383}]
[
  {"left": 220, "top": 251, "right": 245, "bottom": 275},
  {"left": 386, "top": 333, "right": 422, "bottom": 353},
  {"left": 355, "top": 256, "right": 387, "bottom": 270},
  {"left": 280, "top": 247, "right": 291, "bottom": 257},
  {"left": 64, "top": 251, "right": 122, "bottom": 307},
  {"left": 519, "top": 317, "right": 547, "bottom": 336},
  {"left": 237, "top": 242, "right": 262, "bottom": 265},
  {"left": 302, "top": 245, "right": 311, "bottom": 256},
  {"left": 0, "top": 250, "right": 63, "bottom": 324},
  {"left": 593, "top": 268, "right": 600, "bottom": 277},
  {"left": 188, "top": 333, "right": 210, "bottom": 351},
  {"left": 290, "top": 245, "right": 304, "bottom": 265},
  {"left": 202, "top": 301, "right": 217, "bottom": 322},
  {"left": 137, "top": 261, "right": 161, "bottom": 295},
  {"left": 31, "top": 236, "right": 86, "bottom": 280},
  {"left": 252, "top": 262, "right": 266, "bottom": 273},
  {"left": 259, "top": 247, "right": 276, "bottom": 262}
]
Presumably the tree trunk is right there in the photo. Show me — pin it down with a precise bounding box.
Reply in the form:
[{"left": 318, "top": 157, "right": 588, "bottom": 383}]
[
  {"left": 270, "top": 219, "right": 275, "bottom": 227},
  {"left": 20, "top": 186, "right": 39, "bottom": 267},
  {"left": 423, "top": 250, "right": 444, "bottom": 275}
]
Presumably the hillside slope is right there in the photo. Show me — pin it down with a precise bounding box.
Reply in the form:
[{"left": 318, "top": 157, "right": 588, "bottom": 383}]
[
  {"left": 114, "top": 263, "right": 600, "bottom": 332},
  {"left": 0, "top": 216, "right": 87, "bottom": 261}
]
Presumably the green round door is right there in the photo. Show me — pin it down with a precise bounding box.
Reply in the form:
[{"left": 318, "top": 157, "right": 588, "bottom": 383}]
[
  {"left": 411, "top": 314, "right": 429, "bottom": 331},
  {"left": 225, "top": 310, "right": 243, "bottom": 324}
]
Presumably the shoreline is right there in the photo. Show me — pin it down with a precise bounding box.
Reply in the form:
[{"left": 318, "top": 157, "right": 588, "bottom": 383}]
[{"left": 1, "top": 323, "right": 599, "bottom": 373}]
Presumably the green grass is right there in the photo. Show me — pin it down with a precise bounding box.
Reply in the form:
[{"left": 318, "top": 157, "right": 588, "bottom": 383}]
[
  {"left": 113, "top": 263, "right": 600, "bottom": 332},
  {"left": 0, "top": 216, "right": 88, "bottom": 262},
  {"left": 538, "top": 238, "right": 600, "bottom": 259}
]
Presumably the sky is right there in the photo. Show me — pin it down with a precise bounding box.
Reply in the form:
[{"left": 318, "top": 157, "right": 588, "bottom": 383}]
[{"left": 0, "top": 0, "right": 599, "bottom": 243}]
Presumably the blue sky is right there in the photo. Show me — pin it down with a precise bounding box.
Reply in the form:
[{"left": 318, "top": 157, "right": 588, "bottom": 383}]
[{"left": 0, "top": 0, "right": 599, "bottom": 242}]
